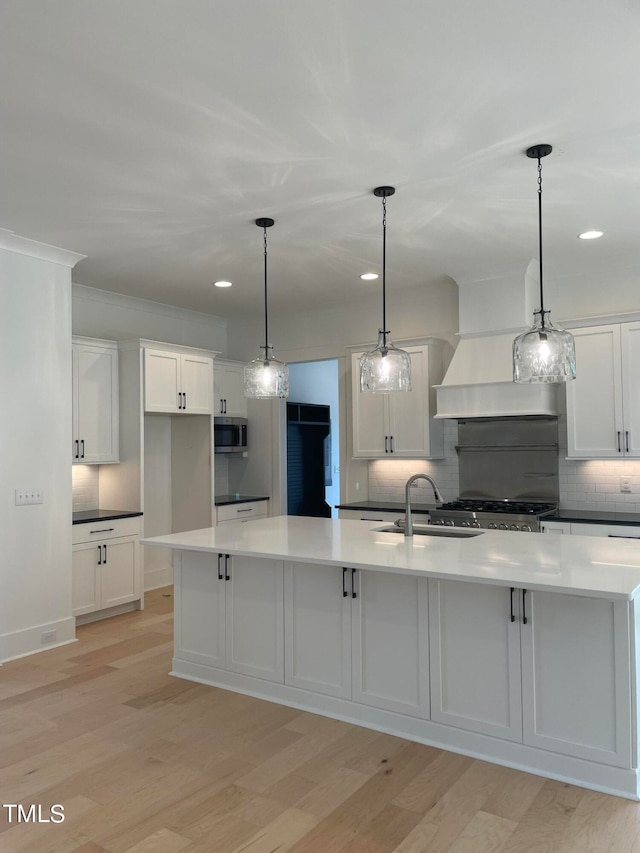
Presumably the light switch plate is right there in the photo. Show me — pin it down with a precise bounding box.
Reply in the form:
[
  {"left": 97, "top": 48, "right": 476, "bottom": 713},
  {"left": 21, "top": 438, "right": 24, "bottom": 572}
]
[{"left": 15, "top": 489, "right": 43, "bottom": 505}]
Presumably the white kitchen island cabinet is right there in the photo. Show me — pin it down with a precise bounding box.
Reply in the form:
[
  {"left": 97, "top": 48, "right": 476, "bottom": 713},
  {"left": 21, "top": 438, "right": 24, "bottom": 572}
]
[
  {"left": 143, "top": 516, "right": 640, "bottom": 799},
  {"left": 175, "top": 549, "right": 283, "bottom": 683}
]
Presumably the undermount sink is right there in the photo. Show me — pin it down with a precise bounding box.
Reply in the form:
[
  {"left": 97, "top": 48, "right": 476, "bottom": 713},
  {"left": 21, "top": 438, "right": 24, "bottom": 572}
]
[{"left": 374, "top": 525, "right": 484, "bottom": 539}]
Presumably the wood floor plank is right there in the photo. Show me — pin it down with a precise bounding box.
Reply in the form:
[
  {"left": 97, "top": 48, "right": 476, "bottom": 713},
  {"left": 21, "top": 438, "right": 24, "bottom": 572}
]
[{"left": 2, "top": 586, "right": 640, "bottom": 853}]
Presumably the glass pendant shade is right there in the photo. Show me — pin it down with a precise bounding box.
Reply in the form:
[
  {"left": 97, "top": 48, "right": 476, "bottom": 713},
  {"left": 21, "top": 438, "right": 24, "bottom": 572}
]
[
  {"left": 360, "top": 330, "right": 412, "bottom": 393},
  {"left": 244, "top": 345, "right": 289, "bottom": 399},
  {"left": 513, "top": 311, "right": 576, "bottom": 383}
]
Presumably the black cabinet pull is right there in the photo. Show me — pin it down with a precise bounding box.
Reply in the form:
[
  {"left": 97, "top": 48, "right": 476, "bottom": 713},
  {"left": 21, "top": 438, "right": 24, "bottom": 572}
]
[
  {"left": 351, "top": 568, "right": 357, "bottom": 598},
  {"left": 384, "top": 436, "right": 388, "bottom": 453},
  {"left": 217, "top": 553, "right": 223, "bottom": 580},
  {"left": 97, "top": 545, "right": 102, "bottom": 565},
  {"left": 183, "top": 392, "right": 187, "bottom": 411},
  {"left": 90, "top": 528, "right": 114, "bottom": 534},
  {"left": 510, "top": 587, "right": 515, "bottom": 623},
  {"left": 223, "top": 398, "right": 227, "bottom": 413},
  {"left": 80, "top": 439, "right": 85, "bottom": 459},
  {"left": 522, "top": 588, "right": 528, "bottom": 625},
  {"left": 626, "top": 431, "right": 630, "bottom": 453},
  {"left": 224, "top": 554, "right": 230, "bottom": 581},
  {"left": 103, "top": 544, "right": 107, "bottom": 564},
  {"left": 75, "top": 439, "right": 79, "bottom": 459},
  {"left": 342, "top": 567, "right": 348, "bottom": 597},
  {"left": 390, "top": 436, "right": 394, "bottom": 453},
  {"left": 617, "top": 431, "right": 622, "bottom": 452},
  {"left": 220, "top": 398, "right": 224, "bottom": 413}
]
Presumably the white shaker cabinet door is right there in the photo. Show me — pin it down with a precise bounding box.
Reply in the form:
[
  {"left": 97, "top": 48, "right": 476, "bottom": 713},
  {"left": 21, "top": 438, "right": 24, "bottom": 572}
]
[
  {"left": 521, "top": 590, "right": 632, "bottom": 768},
  {"left": 144, "top": 349, "right": 181, "bottom": 413},
  {"left": 100, "top": 537, "right": 140, "bottom": 609},
  {"left": 72, "top": 543, "right": 101, "bottom": 616},
  {"left": 351, "top": 352, "right": 387, "bottom": 456},
  {"left": 429, "top": 579, "right": 522, "bottom": 742},
  {"left": 386, "top": 347, "right": 429, "bottom": 457},
  {"left": 174, "top": 550, "right": 226, "bottom": 669},
  {"left": 73, "top": 342, "right": 119, "bottom": 463},
  {"left": 180, "top": 353, "right": 213, "bottom": 414},
  {"left": 351, "top": 569, "right": 429, "bottom": 718},
  {"left": 566, "top": 325, "right": 623, "bottom": 458},
  {"left": 284, "top": 562, "right": 351, "bottom": 699},
  {"left": 621, "top": 322, "right": 640, "bottom": 457},
  {"left": 225, "top": 556, "right": 284, "bottom": 683}
]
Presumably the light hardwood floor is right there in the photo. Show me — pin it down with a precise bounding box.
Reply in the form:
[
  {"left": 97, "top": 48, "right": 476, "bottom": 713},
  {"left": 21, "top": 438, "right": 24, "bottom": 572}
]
[{"left": 2, "top": 587, "right": 640, "bottom": 853}]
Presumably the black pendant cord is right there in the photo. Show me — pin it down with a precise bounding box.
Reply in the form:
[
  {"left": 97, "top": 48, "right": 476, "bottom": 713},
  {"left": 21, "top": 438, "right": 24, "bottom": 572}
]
[
  {"left": 263, "top": 224, "right": 269, "bottom": 354},
  {"left": 381, "top": 195, "right": 388, "bottom": 347},
  {"left": 537, "top": 156, "right": 546, "bottom": 329}
]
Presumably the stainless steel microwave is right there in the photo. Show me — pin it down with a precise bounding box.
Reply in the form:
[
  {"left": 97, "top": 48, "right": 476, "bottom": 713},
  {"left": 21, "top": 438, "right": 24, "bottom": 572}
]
[{"left": 214, "top": 416, "right": 248, "bottom": 453}]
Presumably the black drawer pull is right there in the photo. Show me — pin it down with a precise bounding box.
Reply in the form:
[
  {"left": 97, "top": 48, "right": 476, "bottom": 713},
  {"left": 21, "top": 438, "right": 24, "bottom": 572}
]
[
  {"left": 90, "top": 528, "right": 115, "bottom": 534},
  {"left": 608, "top": 534, "right": 640, "bottom": 539}
]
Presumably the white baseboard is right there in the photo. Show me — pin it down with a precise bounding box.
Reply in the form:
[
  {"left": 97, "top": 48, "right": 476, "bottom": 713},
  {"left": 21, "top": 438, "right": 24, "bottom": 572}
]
[
  {"left": 0, "top": 617, "right": 76, "bottom": 664},
  {"left": 144, "top": 565, "right": 173, "bottom": 591}
]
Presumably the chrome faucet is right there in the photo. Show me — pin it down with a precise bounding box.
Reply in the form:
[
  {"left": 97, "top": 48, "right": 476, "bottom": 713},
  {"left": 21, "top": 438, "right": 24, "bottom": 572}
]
[{"left": 404, "top": 474, "right": 444, "bottom": 537}]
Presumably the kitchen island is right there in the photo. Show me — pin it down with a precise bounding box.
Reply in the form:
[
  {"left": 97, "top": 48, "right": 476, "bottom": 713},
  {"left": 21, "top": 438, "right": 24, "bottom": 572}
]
[{"left": 142, "top": 516, "right": 640, "bottom": 799}]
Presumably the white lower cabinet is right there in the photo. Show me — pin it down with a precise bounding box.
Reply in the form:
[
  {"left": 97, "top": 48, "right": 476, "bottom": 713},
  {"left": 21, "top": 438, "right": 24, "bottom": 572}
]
[
  {"left": 72, "top": 518, "right": 142, "bottom": 618},
  {"left": 284, "top": 563, "right": 351, "bottom": 699},
  {"left": 429, "top": 580, "right": 522, "bottom": 741},
  {"left": 175, "top": 550, "right": 284, "bottom": 683},
  {"left": 429, "top": 579, "right": 632, "bottom": 768},
  {"left": 521, "top": 590, "right": 632, "bottom": 767},
  {"left": 284, "top": 563, "right": 429, "bottom": 717}
]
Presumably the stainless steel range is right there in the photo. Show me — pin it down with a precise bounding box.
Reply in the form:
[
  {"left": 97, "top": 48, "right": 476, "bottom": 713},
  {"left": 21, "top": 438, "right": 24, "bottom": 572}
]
[
  {"left": 429, "top": 499, "right": 557, "bottom": 532},
  {"left": 432, "top": 416, "right": 560, "bottom": 533}
]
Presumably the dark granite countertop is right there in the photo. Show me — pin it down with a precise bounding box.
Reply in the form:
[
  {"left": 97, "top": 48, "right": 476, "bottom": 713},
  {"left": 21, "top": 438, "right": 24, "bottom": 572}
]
[
  {"left": 73, "top": 509, "right": 143, "bottom": 525},
  {"left": 553, "top": 509, "right": 640, "bottom": 526},
  {"left": 215, "top": 494, "right": 270, "bottom": 506},
  {"left": 336, "top": 501, "right": 433, "bottom": 515}
]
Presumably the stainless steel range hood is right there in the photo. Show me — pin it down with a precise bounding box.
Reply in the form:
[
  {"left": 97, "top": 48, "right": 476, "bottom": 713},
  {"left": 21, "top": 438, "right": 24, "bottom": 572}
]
[{"left": 434, "top": 264, "right": 560, "bottom": 419}]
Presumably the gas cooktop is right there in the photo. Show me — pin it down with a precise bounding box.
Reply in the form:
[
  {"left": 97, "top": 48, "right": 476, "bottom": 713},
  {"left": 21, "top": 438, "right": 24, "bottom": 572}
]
[
  {"left": 438, "top": 500, "right": 557, "bottom": 515},
  {"left": 430, "top": 499, "right": 558, "bottom": 532}
]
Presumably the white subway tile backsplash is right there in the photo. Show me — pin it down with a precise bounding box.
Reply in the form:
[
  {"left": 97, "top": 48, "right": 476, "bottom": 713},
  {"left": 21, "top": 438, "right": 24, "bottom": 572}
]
[{"left": 72, "top": 465, "right": 99, "bottom": 512}]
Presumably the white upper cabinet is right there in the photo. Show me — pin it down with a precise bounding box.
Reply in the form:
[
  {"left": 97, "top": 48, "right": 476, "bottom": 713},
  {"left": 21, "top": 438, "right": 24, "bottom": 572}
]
[
  {"left": 566, "top": 323, "right": 640, "bottom": 458},
  {"left": 72, "top": 338, "right": 119, "bottom": 464},
  {"left": 351, "top": 343, "right": 444, "bottom": 458},
  {"left": 213, "top": 360, "right": 247, "bottom": 417},
  {"left": 144, "top": 347, "right": 213, "bottom": 415}
]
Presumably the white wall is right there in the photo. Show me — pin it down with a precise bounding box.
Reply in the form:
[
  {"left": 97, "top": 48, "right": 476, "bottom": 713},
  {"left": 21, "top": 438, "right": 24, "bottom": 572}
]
[
  {"left": 72, "top": 283, "right": 228, "bottom": 352},
  {"left": 0, "top": 233, "right": 82, "bottom": 662}
]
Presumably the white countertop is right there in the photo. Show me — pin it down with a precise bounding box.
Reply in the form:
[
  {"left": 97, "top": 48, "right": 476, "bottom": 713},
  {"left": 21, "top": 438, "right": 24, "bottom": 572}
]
[{"left": 142, "top": 516, "right": 640, "bottom": 600}]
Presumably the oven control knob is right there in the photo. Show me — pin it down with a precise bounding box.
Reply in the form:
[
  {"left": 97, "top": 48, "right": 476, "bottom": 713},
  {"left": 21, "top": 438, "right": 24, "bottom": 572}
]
[
  {"left": 471, "top": 521, "right": 480, "bottom": 528},
  {"left": 460, "top": 521, "right": 470, "bottom": 527},
  {"left": 444, "top": 520, "right": 455, "bottom": 526},
  {"left": 498, "top": 523, "right": 508, "bottom": 530},
  {"left": 509, "top": 524, "right": 519, "bottom": 531},
  {"left": 521, "top": 524, "right": 532, "bottom": 532},
  {"left": 488, "top": 522, "right": 497, "bottom": 529},
  {"left": 435, "top": 519, "right": 444, "bottom": 525}
]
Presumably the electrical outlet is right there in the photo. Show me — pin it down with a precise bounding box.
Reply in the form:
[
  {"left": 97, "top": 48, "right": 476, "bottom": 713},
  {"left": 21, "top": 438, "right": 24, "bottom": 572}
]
[
  {"left": 41, "top": 630, "right": 57, "bottom": 645},
  {"left": 620, "top": 477, "right": 632, "bottom": 494}
]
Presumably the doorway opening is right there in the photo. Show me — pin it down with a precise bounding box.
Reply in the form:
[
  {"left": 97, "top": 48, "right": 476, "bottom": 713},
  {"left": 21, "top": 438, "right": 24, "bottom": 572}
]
[{"left": 286, "top": 359, "right": 340, "bottom": 518}]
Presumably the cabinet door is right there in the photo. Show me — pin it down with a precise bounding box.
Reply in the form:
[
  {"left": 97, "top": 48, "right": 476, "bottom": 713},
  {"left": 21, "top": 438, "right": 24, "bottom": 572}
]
[
  {"left": 100, "top": 537, "right": 140, "bottom": 609},
  {"left": 144, "top": 349, "right": 181, "bottom": 413},
  {"left": 621, "top": 322, "right": 640, "bottom": 457},
  {"left": 181, "top": 353, "right": 213, "bottom": 414},
  {"left": 225, "top": 556, "right": 284, "bottom": 682},
  {"left": 351, "top": 570, "right": 429, "bottom": 718},
  {"left": 174, "top": 550, "right": 226, "bottom": 668},
  {"left": 72, "top": 543, "right": 101, "bottom": 615},
  {"left": 521, "top": 591, "right": 632, "bottom": 768},
  {"left": 74, "top": 344, "right": 119, "bottom": 463},
  {"left": 284, "top": 562, "right": 351, "bottom": 699},
  {"left": 429, "top": 580, "right": 522, "bottom": 741},
  {"left": 566, "top": 326, "right": 623, "bottom": 458},
  {"left": 219, "top": 363, "right": 247, "bottom": 417},
  {"left": 351, "top": 352, "right": 387, "bottom": 457},
  {"left": 540, "top": 521, "right": 571, "bottom": 535},
  {"left": 387, "top": 346, "right": 429, "bottom": 457}
]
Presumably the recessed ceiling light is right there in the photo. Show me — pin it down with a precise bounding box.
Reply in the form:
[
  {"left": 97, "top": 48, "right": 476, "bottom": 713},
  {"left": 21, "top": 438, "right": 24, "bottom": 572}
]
[
  {"left": 360, "top": 272, "right": 379, "bottom": 280},
  {"left": 578, "top": 231, "right": 603, "bottom": 240},
  {"left": 213, "top": 280, "right": 233, "bottom": 287}
]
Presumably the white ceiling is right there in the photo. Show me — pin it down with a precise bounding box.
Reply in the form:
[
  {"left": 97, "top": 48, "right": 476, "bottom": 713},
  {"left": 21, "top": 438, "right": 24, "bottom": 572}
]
[{"left": 2, "top": 0, "right": 640, "bottom": 320}]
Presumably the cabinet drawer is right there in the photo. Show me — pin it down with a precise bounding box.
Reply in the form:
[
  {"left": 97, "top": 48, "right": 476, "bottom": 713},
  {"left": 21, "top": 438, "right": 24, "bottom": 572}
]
[
  {"left": 216, "top": 501, "right": 268, "bottom": 523},
  {"left": 73, "top": 516, "right": 141, "bottom": 545},
  {"left": 570, "top": 522, "right": 640, "bottom": 539}
]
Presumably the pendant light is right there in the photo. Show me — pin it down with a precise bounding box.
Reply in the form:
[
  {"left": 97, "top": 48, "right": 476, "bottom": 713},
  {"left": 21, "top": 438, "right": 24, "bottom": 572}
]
[
  {"left": 513, "top": 145, "right": 576, "bottom": 383},
  {"left": 360, "top": 186, "right": 412, "bottom": 393},
  {"left": 244, "top": 217, "right": 289, "bottom": 399}
]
